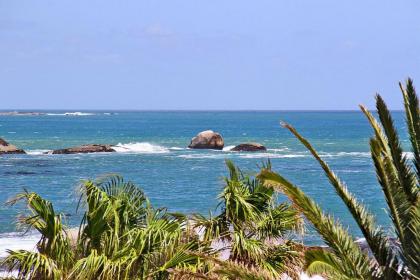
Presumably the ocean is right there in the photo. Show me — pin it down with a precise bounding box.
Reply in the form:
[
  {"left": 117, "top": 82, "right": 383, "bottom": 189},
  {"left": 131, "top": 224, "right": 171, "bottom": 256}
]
[{"left": 0, "top": 111, "right": 409, "bottom": 250}]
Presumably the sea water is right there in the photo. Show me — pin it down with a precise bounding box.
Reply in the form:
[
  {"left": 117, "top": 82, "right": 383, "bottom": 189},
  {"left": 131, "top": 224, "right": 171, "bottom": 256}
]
[{"left": 0, "top": 111, "right": 409, "bottom": 250}]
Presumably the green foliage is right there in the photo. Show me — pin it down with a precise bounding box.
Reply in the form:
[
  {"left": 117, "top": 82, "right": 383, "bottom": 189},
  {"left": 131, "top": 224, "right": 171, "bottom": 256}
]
[
  {"left": 258, "top": 79, "right": 420, "bottom": 279},
  {"left": 3, "top": 169, "right": 302, "bottom": 280},
  {"left": 5, "top": 191, "right": 73, "bottom": 278},
  {"left": 3, "top": 176, "right": 205, "bottom": 280},
  {"left": 192, "top": 160, "right": 303, "bottom": 279}
]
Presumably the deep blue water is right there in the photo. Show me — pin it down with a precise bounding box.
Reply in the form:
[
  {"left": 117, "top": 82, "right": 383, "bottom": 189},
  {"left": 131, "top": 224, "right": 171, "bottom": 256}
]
[{"left": 0, "top": 111, "right": 409, "bottom": 243}]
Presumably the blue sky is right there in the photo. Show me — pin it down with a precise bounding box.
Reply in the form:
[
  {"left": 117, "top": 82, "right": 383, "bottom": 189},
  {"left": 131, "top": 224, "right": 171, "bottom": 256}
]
[{"left": 1, "top": 0, "right": 419, "bottom": 110}]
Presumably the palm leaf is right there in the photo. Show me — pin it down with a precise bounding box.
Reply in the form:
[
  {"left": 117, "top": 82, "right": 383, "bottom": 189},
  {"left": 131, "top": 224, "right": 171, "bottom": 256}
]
[
  {"left": 374, "top": 94, "right": 418, "bottom": 204},
  {"left": 258, "top": 169, "right": 372, "bottom": 279},
  {"left": 280, "top": 122, "right": 395, "bottom": 275},
  {"left": 400, "top": 79, "right": 420, "bottom": 179},
  {"left": 6, "top": 191, "right": 73, "bottom": 272},
  {"left": 304, "top": 248, "right": 348, "bottom": 279},
  {"left": 361, "top": 90, "right": 420, "bottom": 277},
  {"left": 2, "top": 250, "right": 62, "bottom": 280}
]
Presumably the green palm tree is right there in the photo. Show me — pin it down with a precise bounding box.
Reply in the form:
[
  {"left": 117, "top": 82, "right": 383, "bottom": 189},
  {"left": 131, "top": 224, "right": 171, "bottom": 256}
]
[
  {"left": 258, "top": 79, "right": 420, "bottom": 279},
  {"left": 4, "top": 191, "right": 73, "bottom": 279},
  {"left": 192, "top": 160, "right": 304, "bottom": 279},
  {"left": 3, "top": 176, "right": 205, "bottom": 280}
]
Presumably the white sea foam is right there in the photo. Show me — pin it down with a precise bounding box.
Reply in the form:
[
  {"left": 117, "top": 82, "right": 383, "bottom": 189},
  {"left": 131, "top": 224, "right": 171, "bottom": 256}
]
[
  {"left": 46, "top": 112, "right": 95, "bottom": 116},
  {"left": 222, "top": 145, "right": 235, "bottom": 151},
  {"left": 169, "top": 147, "right": 185, "bottom": 150},
  {"left": 0, "top": 232, "right": 39, "bottom": 258},
  {"left": 267, "top": 148, "right": 288, "bottom": 152},
  {"left": 64, "top": 112, "right": 94, "bottom": 116},
  {"left": 112, "top": 142, "right": 170, "bottom": 154},
  {"left": 26, "top": 149, "right": 50, "bottom": 155}
]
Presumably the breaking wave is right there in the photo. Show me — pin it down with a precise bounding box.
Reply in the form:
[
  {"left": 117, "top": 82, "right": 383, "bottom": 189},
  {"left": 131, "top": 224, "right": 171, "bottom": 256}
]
[
  {"left": 112, "top": 142, "right": 170, "bottom": 154},
  {"left": 26, "top": 149, "right": 50, "bottom": 155},
  {"left": 46, "top": 112, "right": 95, "bottom": 116},
  {"left": 222, "top": 145, "right": 235, "bottom": 151}
]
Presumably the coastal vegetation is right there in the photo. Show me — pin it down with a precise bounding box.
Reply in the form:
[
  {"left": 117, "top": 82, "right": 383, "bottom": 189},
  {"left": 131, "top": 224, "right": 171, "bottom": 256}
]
[
  {"left": 259, "top": 78, "right": 420, "bottom": 279},
  {"left": 2, "top": 169, "right": 303, "bottom": 280},
  {"left": 2, "top": 79, "right": 419, "bottom": 279},
  {"left": 4, "top": 177, "right": 202, "bottom": 279},
  {"left": 192, "top": 160, "right": 304, "bottom": 278}
]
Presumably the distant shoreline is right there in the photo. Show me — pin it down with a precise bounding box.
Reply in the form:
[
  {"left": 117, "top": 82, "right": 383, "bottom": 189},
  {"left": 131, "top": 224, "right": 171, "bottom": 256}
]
[{"left": 0, "top": 111, "right": 46, "bottom": 116}]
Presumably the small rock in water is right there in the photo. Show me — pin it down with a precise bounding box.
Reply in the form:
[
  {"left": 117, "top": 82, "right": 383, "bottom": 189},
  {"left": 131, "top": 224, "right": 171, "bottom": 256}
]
[
  {"left": 231, "top": 143, "right": 267, "bottom": 152},
  {"left": 188, "top": 130, "right": 224, "bottom": 150},
  {"left": 0, "top": 138, "right": 26, "bottom": 154},
  {"left": 50, "top": 144, "right": 115, "bottom": 154}
]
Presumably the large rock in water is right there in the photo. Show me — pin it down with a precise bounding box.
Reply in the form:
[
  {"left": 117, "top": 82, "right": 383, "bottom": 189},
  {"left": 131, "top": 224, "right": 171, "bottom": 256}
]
[
  {"left": 188, "top": 130, "right": 224, "bottom": 150},
  {"left": 0, "top": 138, "right": 26, "bottom": 154},
  {"left": 51, "top": 144, "right": 115, "bottom": 154},
  {"left": 231, "top": 143, "right": 267, "bottom": 152}
]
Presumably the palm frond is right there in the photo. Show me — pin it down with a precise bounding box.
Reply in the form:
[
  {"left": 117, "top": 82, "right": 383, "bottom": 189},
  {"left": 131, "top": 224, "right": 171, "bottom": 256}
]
[
  {"left": 258, "top": 169, "right": 372, "bottom": 279},
  {"left": 255, "top": 203, "right": 303, "bottom": 239},
  {"left": 191, "top": 212, "right": 227, "bottom": 243},
  {"left": 281, "top": 122, "right": 398, "bottom": 276},
  {"left": 374, "top": 94, "right": 418, "bottom": 204},
  {"left": 400, "top": 78, "right": 420, "bottom": 179},
  {"left": 158, "top": 242, "right": 203, "bottom": 273},
  {"left": 2, "top": 250, "right": 63, "bottom": 280},
  {"left": 304, "top": 248, "right": 347, "bottom": 279},
  {"left": 360, "top": 106, "right": 408, "bottom": 239},
  {"left": 70, "top": 249, "right": 137, "bottom": 280},
  {"left": 198, "top": 253, "right": 275, "bottom": 280},
  {"left": 6, "top": 191, "right": 73, "bottom": 270},
  {"left": 361, "top": 91, "right": 420, "bottom": 277}
]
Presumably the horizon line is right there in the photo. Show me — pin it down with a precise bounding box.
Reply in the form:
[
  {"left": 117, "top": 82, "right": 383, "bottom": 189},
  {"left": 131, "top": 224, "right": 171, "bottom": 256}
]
[{"left": 0, "top": 109, "right": 405, "bottom": 112}]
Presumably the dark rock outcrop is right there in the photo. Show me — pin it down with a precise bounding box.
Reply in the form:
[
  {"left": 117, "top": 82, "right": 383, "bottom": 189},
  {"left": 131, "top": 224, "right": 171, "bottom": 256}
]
[
  {"left": 0, "top": 138, "right": 26, "bottom": 154},
  {"left": 51, "top": 144, "right": 115, "bottom": 154},
  {"left": 188, "top": 130, "right": 224, "bottom": 150},
  {"left": 231, "top": 143, "right": 267, "bottom": 152}
]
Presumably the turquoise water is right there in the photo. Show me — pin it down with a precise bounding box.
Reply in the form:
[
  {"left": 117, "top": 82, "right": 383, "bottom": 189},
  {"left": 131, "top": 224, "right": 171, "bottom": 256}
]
[{"left": 0, "top": 111, "right": 408, "bottom": 243}]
